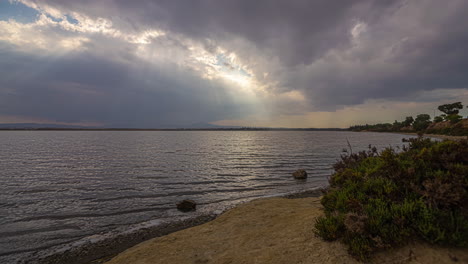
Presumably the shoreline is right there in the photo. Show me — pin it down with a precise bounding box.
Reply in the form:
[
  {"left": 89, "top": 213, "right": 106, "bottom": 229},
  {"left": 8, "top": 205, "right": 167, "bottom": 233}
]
[
  {"left": 24, "top": 185, "right": 468, "bottom": 264},
  {"left": 28, "top": 215, "right": 217, "bottom": 264},
  {"left": 396, "top": 132, "right": 467, "bottom": 141},
  {"left": 105, "top": 193, "right": 468, "bottom": 264},
  {"left": 27, "top": 189, "right": 324, "bottom": 264},
  {"left": 21, "top": 135, "right": 465, "bottom": 264},
  {"left": 356, "top": 131, "right": 467, "bottom": 141}
]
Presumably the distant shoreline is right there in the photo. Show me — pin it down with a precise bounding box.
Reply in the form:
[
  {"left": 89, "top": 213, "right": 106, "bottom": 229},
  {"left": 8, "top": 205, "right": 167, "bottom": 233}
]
[
  {"left": 387, "top": 131, "right": 467, "bottom": 141},
  {"left": 0, "top": 128, "right": 347, "bottom": 131},
  {"left": 347, "top": 130, "right": 467, "bottom": 141}
]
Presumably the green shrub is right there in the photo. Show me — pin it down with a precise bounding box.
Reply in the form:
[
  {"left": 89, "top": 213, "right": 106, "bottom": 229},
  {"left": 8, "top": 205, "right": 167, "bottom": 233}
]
[
  {"left": 344, "top": 233, "right": 374, "bottom": 260},
  {"left": 434, "top": 116, "right": 444, "bottom": 123},
  {"left": 314, "top": 137, "right": 468, "bottom": 261},
  {"left": 314, "top": 215, "right": 345, "bottom": 241},
  {"left": 447, "top": 114, "right": 462, "bottom": 124}
]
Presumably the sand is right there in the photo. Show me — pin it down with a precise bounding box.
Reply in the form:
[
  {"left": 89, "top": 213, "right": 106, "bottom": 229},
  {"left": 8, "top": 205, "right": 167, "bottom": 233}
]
[{"left": 105, "top": 197, "right": 468, "bottom": 264}]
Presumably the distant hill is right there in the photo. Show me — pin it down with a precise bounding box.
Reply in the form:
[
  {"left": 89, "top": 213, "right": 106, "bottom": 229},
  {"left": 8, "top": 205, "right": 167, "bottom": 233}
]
[
  {"left": 0, "top": 123, "right": 98, "bottom": 129},
  {"left": 185, "top": 122, "right": 241, "bottom": 129},
  {"left": 0, "top": 123, "right": 346, "bottom": 131}
]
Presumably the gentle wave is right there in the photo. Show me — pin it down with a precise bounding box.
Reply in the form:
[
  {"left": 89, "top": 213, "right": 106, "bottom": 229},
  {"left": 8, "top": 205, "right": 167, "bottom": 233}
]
[{"left": 0, "top": 130, "right": 414, "bottom": 263}]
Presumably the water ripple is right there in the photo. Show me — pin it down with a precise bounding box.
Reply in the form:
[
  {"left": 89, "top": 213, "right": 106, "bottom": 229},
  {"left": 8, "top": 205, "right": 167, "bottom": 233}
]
[{"left": 0, "top": 130, "right": 413, "bottom": 263}]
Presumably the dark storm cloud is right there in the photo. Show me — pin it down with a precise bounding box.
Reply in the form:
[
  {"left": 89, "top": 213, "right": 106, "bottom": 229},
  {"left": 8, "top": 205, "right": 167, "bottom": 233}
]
[
  {"left": 286, "top": 0, "right": 468, "bottom": 109},
  {"left": 24, "top": 1, "right": 468, "bottom": 100},
  {"left": 0, "top": 44, "right": 252, "bottom": 127},
  {"left": 2, "top": 0, "right": 468, "bottom": 126},
  {"left": 21, "top": 0, "right": 394, "bottom": 66}
]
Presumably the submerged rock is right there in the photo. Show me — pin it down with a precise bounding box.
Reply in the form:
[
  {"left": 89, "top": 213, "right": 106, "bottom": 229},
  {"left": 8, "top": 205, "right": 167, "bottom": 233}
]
[
  {"left": 177, "top": 200, "right": 197, "bottom": 212},
  {"left": 292, "top": 169, "right": 307, "bottom": 179}
]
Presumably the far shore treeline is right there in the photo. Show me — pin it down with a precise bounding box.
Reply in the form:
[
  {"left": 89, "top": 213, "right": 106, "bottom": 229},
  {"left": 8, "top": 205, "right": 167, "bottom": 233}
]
[{"left": 350, "top": 102, "right": 468, "bottom": 136}]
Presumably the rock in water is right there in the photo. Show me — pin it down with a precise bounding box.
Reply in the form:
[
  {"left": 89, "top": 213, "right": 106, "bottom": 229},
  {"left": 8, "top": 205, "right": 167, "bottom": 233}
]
[
  {"left": 292, "top": 169, "right": 307, "bottom": 179},
  {"left": 177, "top": 200, "right": 197, "bottom": 212}
]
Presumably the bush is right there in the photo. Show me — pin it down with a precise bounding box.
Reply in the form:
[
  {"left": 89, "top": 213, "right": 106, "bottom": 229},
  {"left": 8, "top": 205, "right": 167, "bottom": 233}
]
[
  {"left": 434, "top": 116, "right": 444, "bottom": 123},
  {"left": 447, "top": 114, "right": 463, "bottom": 124},
  {"left": 314, "top": 137, "right": 468, "bottom": 261},
  {"left": 314, "top": 215, "right": 345, "bottom": 241},
  {"left": 413, "top": 114, "right": 431, "bottom": 131}
]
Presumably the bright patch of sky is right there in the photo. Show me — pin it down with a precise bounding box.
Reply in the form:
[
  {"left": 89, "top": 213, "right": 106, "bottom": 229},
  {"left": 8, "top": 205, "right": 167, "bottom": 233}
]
[
  {"left": 64, "top": 14, "right": 78, "bottom": 24},
  {"left": 215, "top": 54, "right": 250, "bottom": 78},
  {"left": 0, "top": 0, "right": 79, "bottom": 25},
  {"left": 0, "top": 0, "right": 38, "bottom": 23},
  {"left": 42, "top": 13, "right": 79, "bottom": 24},
  {"left": 213, "top": 53, "right": 257, "bottom": 89}
]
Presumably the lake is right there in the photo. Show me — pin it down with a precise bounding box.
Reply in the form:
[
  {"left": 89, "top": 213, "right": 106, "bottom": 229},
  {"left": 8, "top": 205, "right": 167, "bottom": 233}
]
[{"left": 0, "top": 131, "right": 413, "bottom": 263}]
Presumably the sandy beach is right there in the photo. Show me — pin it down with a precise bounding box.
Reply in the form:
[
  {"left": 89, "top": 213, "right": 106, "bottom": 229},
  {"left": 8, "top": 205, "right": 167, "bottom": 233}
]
[{"left": 104, "top": 196, "right": 468, "bottom": 264}]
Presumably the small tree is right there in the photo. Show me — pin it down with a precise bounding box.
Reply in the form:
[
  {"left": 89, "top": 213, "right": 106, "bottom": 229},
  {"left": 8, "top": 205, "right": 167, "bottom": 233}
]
[
  {"left": 438, "top": 102, "right": 463, "bottom": 115},
  {"left": 392, "top": 120, "right": 403, "bottom": 131},
  {"left": 413, "top": 114, "right": 431, "bottom": 131},
  {"left": 402, "top": 116, "right": 414, "bottom": 127},
  {"left": 433, "top": 116, "right": 444, "bottom": 123},
  {"left": 438, "top": 102, "right": 464, "bottom": 123},
  {"left": 447, "top": 114, "right": 462, "bottom": 124}
]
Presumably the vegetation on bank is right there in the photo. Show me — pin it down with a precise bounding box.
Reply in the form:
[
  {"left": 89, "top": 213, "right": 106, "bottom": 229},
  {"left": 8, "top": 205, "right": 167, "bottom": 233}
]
[
  {"left": 314, "top": 137, "right": 468, "bottom": 261},
  {"left": 350, "top": 102, "right": 468, "bottom": 136}
]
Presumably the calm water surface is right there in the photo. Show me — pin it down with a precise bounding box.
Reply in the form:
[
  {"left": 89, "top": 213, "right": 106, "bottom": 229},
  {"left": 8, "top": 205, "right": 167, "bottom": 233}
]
[{"left": 0, "top": 131, "right": 414, "bottom": 263}]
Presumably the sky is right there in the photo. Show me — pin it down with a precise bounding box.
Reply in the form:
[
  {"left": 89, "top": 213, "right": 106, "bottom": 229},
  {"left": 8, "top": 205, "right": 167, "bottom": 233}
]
[{"left": 0, "top": 0, "right": 467, "bottom": 128}]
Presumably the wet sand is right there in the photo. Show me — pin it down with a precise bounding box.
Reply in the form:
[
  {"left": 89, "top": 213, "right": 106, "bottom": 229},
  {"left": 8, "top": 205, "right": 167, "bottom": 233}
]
[
  {"left": 28, "top": 215, "right": 217, "bottom": 264},
  {"left": 105, "top": 196, "right": 468, "bottom": 264},
  {"left": 28, "top": 190, "right": 323, "bottom": 264}
]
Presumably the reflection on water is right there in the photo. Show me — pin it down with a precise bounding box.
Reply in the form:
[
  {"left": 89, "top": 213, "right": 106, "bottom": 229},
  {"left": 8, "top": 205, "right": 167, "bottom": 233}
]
[{"left": 0, "top": 131, "right": 412, "bottom": 262}]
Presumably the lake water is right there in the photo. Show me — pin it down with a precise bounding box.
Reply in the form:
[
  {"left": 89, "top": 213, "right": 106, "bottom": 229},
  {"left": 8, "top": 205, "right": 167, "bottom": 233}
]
[{"left": 0, "top": 131, "right": 414, "bottom": 263}]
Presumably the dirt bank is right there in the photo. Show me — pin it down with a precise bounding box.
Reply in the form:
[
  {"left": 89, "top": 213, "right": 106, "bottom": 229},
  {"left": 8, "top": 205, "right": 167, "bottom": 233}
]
[
  {"left": 105, "top": 197, "right": 467, "bottom": 264},
  {"left": 388, "top": 132, "right": 467, "bottom": 141}
]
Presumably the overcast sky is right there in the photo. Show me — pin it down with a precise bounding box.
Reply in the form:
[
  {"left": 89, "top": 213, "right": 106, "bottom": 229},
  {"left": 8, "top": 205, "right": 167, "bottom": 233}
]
[{"left": 1, "top": 0, "right": 467, "bottom": 128}]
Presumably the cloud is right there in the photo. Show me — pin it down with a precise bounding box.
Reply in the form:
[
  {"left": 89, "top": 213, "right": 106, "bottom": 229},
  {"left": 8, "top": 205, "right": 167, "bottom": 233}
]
[
  {"left": 0, "top": 16, "right": 89, "bottom": 52},
  {"left": 0, "top": 41, "right": 259, "bottom": 127},
  {"left": 214, "top": 89, "right": 468, "bottom": 128},
  {"left": 0, "top": 0, "right": 467, "bottom": 127},
  {"left": 282, "top": 0, "right": 468, "bottom": 109}
]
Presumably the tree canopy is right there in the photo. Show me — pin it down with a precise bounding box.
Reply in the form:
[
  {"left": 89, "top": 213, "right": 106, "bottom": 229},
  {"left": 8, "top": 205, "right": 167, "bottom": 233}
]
[
  {"left": 402, "top": 116, "right": 414, "bottom": 127},
  {"left": 349, "top": 102, "right": 467, "bottom": 136},
  {"left": 438, "top": 102, "right": 463, "bottom": 115},
  {"left": 413, "top": 114, "right": 431, "bottom": 131}
]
